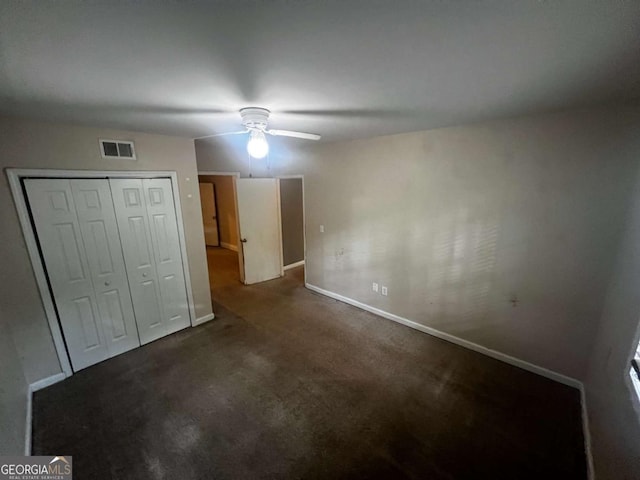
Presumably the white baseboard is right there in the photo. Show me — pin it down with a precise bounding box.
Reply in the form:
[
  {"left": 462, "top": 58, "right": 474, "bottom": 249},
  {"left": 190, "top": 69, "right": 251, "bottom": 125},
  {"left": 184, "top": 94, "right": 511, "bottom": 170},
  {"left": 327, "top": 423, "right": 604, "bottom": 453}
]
[
  {"left": 580, "top": 385, "right": 595, "bottom": 480},
  {"left": 25, "top": 372, "right": 66, "bottom": 455},
  {"left": 194, "top": 313, "right": 215, "bottom": 326},
  {"left": 220, "top": 242, "right": 238, "bottom": 252},
  {"left": 305, "top": 282, "right": 581, "bottom": 388},
  {"left": 284, "top": 260, "right": 305, "bottom": 271},
  {"left": 29, "top": 373, "right": 66, "bottom": 393}
]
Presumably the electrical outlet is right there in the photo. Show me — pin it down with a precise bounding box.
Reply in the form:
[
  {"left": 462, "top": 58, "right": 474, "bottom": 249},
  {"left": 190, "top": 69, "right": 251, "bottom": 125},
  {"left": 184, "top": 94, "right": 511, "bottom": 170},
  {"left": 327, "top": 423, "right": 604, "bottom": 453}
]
[
  {"left": 320, "top": 225, "right": 325, "bottom": 233},
  {"left": 381, "top": 286, "right": 388, "bottom": 296},
  {"left": 372, "top": 282, "right": 379, "bottom": 292}
]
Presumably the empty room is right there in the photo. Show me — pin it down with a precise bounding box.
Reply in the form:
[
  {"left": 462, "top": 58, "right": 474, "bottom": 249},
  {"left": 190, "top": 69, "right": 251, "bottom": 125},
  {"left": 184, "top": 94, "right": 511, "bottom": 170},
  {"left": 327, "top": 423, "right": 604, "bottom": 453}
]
[{"left": 1, "top": 2, "right": 639, "bottom": 479}]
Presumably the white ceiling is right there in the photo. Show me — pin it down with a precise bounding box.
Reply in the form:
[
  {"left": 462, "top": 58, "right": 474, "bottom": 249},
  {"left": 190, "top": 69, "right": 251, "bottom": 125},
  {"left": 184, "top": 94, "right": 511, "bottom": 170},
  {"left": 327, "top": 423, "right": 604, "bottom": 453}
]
[{"left": 1, "top": 1, "right": 639, "bottom": 142}]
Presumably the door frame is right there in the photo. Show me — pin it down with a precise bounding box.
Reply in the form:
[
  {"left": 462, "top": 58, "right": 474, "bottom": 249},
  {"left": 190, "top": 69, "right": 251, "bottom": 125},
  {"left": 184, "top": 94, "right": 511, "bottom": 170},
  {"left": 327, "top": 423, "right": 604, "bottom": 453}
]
[
  {"left": 7, "top": 168, "right": 198, "bottom": 378},
  {"left": 277, "top": 175, "right": 306, "bottom": 285},
  {"left": 198, "top": 171, "right": 245, "bottom": 283},
  {"left": 198, "top": 181, "right": 221, "bottom": 247}
]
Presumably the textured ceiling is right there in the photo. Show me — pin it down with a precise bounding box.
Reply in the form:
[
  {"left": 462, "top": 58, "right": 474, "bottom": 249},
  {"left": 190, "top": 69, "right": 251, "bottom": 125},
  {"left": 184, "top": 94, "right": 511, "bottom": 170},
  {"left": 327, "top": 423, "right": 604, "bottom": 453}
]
[{"left": 1, "top": 1, "right": 639, "bottom": 142}]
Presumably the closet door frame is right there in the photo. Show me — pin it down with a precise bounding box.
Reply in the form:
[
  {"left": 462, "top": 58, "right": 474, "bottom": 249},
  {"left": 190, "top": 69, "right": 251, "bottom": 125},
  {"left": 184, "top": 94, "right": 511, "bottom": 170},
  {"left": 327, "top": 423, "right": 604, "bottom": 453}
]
[{"left": 7, "top": 169, "right": 198, "bottom": 378}]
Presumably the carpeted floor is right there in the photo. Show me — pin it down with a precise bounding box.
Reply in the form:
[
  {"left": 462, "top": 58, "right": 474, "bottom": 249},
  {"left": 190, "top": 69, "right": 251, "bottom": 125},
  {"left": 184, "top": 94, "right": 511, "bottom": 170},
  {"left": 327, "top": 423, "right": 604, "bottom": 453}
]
[{"left": 32, "top": 247, "right": 586, "bottom": 479}]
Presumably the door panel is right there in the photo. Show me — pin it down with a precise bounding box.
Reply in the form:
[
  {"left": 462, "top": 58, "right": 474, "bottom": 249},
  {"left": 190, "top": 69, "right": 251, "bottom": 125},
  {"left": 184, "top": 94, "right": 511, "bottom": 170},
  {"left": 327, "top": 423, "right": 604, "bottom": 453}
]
[
  {"left": 160, "top": 273, "right": 183, "bottom": 324},
  {"left": 236, "top": 178, "right": 283, "bottom": 285},
  {"left": 139, "top": 280, "right": 164, "bottom": 329},
  {"left": 103, "top": 290, "right": 127, "bottom": 339},
  {"left": 151, "top": 214, "right": 171, "bottom": 262},
  {"left": 74, "top": 296, "right": 101, "bottom": 349},
  {"left": 71, "top": 180, "right": 141, "bottom": 356},
  {"left": 110, "top": 178, "right": 167, "bottom": 344},
  {"left": 25, "top": 179, "right": 109, "bottom": 371},
  {"left": 87, "top": 220, "right": 114, "bottom": 275},
  {"left": 142, "top": 179, "right": 190, "bottom": 334},
  {"left": 128, "top": 216, "right": 153, "bottom": 267},
  {"left": 56, "top": 223, "right": 86, "bottom": 281}
]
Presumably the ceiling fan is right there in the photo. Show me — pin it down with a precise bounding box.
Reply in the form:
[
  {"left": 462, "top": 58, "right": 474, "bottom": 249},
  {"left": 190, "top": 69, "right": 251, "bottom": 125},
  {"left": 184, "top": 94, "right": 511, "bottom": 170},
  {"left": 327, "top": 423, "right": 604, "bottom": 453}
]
[{"left": 194, "top": 107, "right": 321, "bottom": 159}]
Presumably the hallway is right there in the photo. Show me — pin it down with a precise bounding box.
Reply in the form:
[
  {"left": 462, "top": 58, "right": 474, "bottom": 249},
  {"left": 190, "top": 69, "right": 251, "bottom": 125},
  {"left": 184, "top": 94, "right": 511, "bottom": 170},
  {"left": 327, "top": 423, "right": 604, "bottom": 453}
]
[
  {"left": 206, "top": 246, "right": 242, "bottom": 290},
  {"left": 206, "top": 245, "right": 305, "bottom": 308}
]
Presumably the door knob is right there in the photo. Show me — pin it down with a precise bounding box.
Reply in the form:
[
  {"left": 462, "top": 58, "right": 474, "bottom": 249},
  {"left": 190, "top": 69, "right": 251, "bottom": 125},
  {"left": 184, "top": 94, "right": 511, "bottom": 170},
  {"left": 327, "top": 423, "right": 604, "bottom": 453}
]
[
  {"left": 142, "top": 272, "right": 148, "bottom": 277},
  {"left": 104, "top": 281, "right": 111, "bottom": 286},
  {"left": 240, "top": 238, "right": 247, "bottom": 243}
]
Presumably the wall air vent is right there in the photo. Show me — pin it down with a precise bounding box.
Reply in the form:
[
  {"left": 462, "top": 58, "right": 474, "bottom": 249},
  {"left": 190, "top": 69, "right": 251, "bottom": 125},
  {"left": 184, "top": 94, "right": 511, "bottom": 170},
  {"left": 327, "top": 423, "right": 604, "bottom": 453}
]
[{"left": 99, "top": 139, "right": 136, "bottom": 160}]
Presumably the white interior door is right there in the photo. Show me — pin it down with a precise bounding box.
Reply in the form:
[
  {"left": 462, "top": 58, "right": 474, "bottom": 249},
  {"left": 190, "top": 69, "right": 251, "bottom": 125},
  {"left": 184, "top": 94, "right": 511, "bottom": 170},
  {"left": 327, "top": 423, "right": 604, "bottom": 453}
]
[
  {"left": 110, "top": 178, "right": 166, "bottom": 344},
  {"left": 70, "top": 179, "right": 140, "bottom": 357},
  {"left": 142, "top": 178, "right": 191, "bottom": 335},
  {"left": 199, "top": 182, "right": 219, "bottom": 246},
  {"left": 236, "top": 178, "right": 283, "bottom": 285},
  {"left": 25, "top": 179, "right": 138, "bottom": 371},
  {"left": 110, "top": 178, "right": 190, "bottom": 343}
]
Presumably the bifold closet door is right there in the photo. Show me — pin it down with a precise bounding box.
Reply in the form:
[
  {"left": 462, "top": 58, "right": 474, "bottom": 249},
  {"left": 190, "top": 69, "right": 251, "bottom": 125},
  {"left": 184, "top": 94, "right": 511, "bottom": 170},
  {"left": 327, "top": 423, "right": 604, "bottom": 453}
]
[
  {"left": 110, "top": 178, "right": 190, "bottom": 344},
  {"left": 141, "top": 179, "right": 190, "bottom": 335},
  {"left": 70, "top": 180, "right": 140, "bottom": 357},
  {"left": 25, "top": 179, "right": 140, "bottom": 371}
]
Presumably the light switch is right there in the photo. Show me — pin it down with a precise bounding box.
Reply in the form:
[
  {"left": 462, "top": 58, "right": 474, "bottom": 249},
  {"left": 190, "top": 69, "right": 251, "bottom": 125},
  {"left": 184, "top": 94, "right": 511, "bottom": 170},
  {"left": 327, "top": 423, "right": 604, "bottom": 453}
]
[{"left": 320, "top": 225, "right": 325, "bottom": 233}]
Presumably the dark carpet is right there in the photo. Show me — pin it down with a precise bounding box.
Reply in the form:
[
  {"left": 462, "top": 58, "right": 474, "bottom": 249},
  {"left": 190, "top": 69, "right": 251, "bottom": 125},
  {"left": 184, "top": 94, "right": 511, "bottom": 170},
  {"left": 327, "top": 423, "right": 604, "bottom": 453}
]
[{"left": 32, "top": 247, "right": 586, "bottom": 479}]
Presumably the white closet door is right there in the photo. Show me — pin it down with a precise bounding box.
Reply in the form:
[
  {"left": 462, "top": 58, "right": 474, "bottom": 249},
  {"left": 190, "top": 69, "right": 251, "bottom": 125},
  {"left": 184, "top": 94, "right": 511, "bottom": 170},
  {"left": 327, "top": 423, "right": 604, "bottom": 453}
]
[
  {"left": 110, "top": 178, "right": 166, "bottom": 344},
  {"left": 110, "top": 178, "right": 190, "bottom": 343},
  {"left": 25, "top": 179, "right": 109, "bottom": 371},
  {"left": 142, "top": 178, "right": 190, "bottom": 334},
  {"left": 70, "top": 180, "right": 140, "bottom": 357}
]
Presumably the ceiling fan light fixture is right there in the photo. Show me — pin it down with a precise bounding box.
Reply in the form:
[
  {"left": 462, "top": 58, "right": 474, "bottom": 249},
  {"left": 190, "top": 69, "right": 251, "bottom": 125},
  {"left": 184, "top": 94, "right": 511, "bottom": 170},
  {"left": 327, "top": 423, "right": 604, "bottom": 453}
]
[
  {"left": 247, "top": 129, "right": 269, "bottom": 159},
  {"left": 194, "top": 106, "right": 320, "bottom": 143}
]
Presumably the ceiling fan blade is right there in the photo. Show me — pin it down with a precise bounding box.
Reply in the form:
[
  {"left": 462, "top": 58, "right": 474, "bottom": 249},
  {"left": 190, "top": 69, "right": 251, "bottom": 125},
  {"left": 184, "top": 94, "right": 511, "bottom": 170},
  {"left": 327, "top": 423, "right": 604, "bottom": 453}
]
[
  {"left": 266, "top": 129, "right": 321, "bottom": 141},
  {"left": 193, "top": 130, "right": 248, "bottom": 140}
]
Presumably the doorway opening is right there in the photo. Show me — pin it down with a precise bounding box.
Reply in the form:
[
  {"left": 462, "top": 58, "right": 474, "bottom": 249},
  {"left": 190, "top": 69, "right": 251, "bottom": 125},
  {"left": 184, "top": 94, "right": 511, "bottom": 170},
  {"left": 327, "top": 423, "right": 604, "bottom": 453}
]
[
  {"left": 198, "top": 173, "right": 243, "bottom": 291},
  {"left": 197, "top": 172, "right": 306, "bottom": 300}
]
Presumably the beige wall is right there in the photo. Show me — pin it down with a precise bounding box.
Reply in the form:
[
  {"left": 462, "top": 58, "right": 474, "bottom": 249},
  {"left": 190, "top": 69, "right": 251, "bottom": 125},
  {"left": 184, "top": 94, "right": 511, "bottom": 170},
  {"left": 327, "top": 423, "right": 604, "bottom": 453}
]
[
  {"left": 585, "top": 163, "right": 640, "bottom": 480},
  {"left": 304, "top": 109, "right": 640, "bottom": 381},
  {"left": 199, "top": 175, "right": 238, "bottom": 248},
  {"left": 197, "top": 107, "right": 640, "bottom": 382},
  {"left": 0, "top": 116, "right": 212, "bottom": 385},
  {"left": 0, "top": 316, "right": 28, "bottom": 455}
]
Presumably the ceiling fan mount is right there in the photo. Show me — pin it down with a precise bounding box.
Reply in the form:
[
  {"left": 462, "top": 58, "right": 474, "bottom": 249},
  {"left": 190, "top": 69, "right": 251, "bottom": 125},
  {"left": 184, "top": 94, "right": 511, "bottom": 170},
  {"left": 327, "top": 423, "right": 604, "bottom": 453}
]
[
  {"left": 239, "top": 107, "right": 271, "bottom": 131},
  {"left": 194, "top": 107, "right": 321, "bottom": 144}
]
